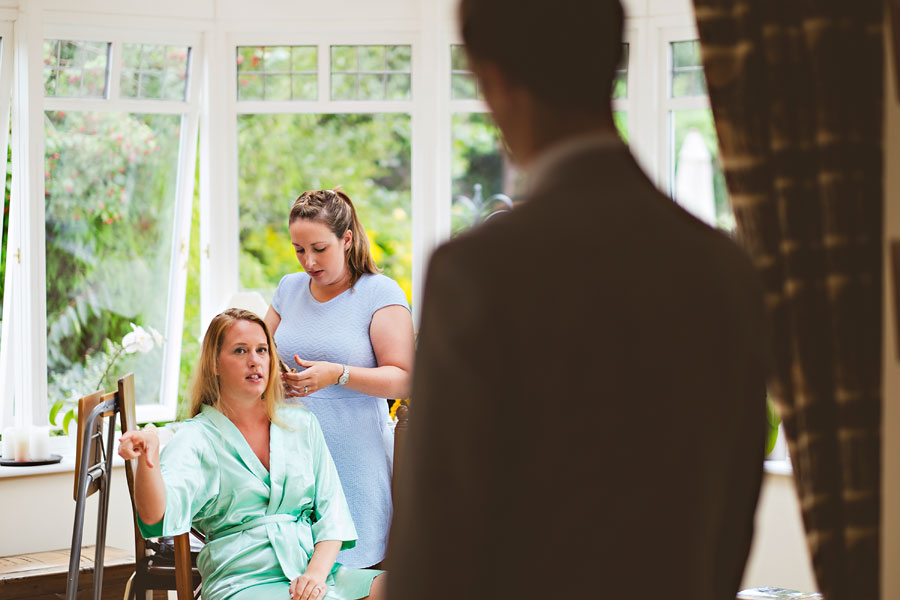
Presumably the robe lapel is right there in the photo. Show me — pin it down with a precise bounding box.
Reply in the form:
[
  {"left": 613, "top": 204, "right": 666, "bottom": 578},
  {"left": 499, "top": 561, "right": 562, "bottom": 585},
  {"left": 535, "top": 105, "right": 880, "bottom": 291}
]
[
  {"left": 267, "top": 422, "right": 286, "bottom": 515},
  {"left": 201, "top": 405, "right": 271, "bottom": 486}
]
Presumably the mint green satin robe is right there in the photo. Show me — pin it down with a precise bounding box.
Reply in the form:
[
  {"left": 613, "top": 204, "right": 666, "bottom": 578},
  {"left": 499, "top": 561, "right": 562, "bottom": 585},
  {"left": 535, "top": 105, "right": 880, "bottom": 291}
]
[{"left": 138, "top": 404, "right": 381, "bottom": 600}]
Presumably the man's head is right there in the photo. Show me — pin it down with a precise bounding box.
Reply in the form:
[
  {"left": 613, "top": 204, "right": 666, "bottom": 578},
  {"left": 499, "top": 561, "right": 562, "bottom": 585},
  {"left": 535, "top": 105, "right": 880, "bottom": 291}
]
[{"left": 459, "top": 0, "right": 624, "bottom": 113}]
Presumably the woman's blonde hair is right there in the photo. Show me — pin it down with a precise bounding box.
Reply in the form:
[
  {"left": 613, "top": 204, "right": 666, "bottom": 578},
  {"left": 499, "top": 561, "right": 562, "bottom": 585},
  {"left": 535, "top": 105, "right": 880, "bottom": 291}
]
[
  {"left": 289, "top": 187, "right": 379, "bottom": 287},
  {"left": 189, "top": 308, "right": 284, "bottom": 419}
]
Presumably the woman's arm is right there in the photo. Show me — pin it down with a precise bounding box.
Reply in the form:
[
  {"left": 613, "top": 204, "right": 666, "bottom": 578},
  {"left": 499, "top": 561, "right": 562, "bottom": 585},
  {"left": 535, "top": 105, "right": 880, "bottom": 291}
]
[
  {"left": 283, "top": 304, "right": 414, "bottom": 399},
  {"left": 289, "top": 539, "right": 341, "bottom": 600},
  {"left": 118, "top": 429, "right": 166, "bottom": 525},
  {"left": 264, "top": 305, "right": 281, "bottom": 336}
]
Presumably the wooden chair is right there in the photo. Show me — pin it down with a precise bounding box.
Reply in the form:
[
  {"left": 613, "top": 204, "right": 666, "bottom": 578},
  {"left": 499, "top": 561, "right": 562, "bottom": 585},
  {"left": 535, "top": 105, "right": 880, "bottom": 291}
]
[
  {"left": 391, "top": 403, "right": 410, "bottom": 502},
  {"left": 117, "top": 374, "right": 203, "bottom": 600},
  {"left": 65, "top": 372, "right": 201, "bottom": 600}
]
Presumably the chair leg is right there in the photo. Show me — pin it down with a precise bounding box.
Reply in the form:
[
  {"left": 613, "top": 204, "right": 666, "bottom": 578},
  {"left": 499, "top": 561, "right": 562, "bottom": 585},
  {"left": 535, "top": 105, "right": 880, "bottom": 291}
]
[
  {"left": 92, "top": 415, "right": 118, "bottom": 600},
  {"left": 67, "top": 410, "right": 104, "bottom": 600}
]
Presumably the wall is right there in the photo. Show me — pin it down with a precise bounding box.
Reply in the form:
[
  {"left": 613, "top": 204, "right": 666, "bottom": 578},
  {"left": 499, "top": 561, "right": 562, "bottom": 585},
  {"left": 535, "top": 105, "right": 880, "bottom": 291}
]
[
  {"left": 741, "top": 472, "right": 817, "bottom": 593},
  {"left": 0, "top": 465, "right": 134, "bottom": 557}
]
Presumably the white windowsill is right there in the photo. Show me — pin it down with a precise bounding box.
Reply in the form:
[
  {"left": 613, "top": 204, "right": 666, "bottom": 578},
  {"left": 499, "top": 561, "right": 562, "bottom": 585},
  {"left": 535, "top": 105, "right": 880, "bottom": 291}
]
[
  {"left": 763, "top": 458, "right": 793, "bottom": 477},
  {"left": 0, "top": 436, "right": 125, "bottom": 480}
]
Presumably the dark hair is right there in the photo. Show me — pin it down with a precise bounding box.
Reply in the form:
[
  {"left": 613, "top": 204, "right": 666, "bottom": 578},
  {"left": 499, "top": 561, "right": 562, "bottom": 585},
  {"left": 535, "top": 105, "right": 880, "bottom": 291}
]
[
  {"left": 459, "top": 0, "right": 624, "bottom": 111},
  {"left": 289, "top": 187, "right": 379, "bottom": 287}
]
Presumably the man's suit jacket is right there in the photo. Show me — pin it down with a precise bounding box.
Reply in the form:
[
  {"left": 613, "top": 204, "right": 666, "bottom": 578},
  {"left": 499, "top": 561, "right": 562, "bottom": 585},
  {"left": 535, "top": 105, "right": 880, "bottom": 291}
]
[{"left": 387, "top": 138, "right": 769, "bottom": 600}]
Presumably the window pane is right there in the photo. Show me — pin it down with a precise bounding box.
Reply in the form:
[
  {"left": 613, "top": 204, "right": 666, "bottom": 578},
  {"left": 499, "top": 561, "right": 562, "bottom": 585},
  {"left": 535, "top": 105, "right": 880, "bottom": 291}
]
[
  {"left": 292, "top": 74, "right": 317, "bottom": 101},
  {"left": 331, "top": 45, "right": 411, "bottom": 100},
  {"left": 44, "top": 111, "right": 182, "bottom": 407},
  {"left": 612, "top": 43, "right": 628, "bottom": 99},
  {"left": 451, "top": 73, "right": 477, "bottom": 100},
  {"left": 292, "top": 46, "right": 317, "bottom": 72},
  {"left": 670, "top": 109, "right": 733, "bottom": 231},
  {"left": 237, "top": 113, "right": 412, "bottom": 302},
  {"left": 238, "top": 73, "right": 264, "bottom": 100},
  {"left": 359, "top": 73, "right": 384, "bottom": 100},
  {"left": 449, "top": 44, "right": 482, "bottom": 100},
  {"left": 44, "top": 39, "right": 110, "bottom": 98},
  {"left": 670, "top": 40, "right": 707, "bottom": 98},
  {"left": 331, "top": 73, "right": 357, "bottom": 100},
  {"left": 331, "top": 46, "right": 357, "bottom": 72},
  {"left": 121, "top": 44, "right": 190, "bottom": 101},
  {"left": 358, "top": 46, "right": 385, "bottom": 72},
  {"left": 264, "top": 46, "right": 291, "bottom": 72},
  {"left": 236, "top": 45, "right": 317, "bottom": 101},
  {"left": 450, "top": 44, "right": 468, "bottom": 71},
  {"left": 613, "top": 111, "right": 628, "bottom": 143},
  {"left": 450, "top": 112, "right": 524, "bottom": 237},
  {"left": 385, "top": 74, "right": 411, "bottom": 100},
  {"left": 265, "top": 74, "right": 292, "bottom": 101},
  {"left": 0, "top": 133, "right": 8, "bottom": 360},
  {"left": 385, "top": 45, "right": 411, "bottom": 72},
  {"left": 237, "top": 46, "right": 264, "bottom": 72}
]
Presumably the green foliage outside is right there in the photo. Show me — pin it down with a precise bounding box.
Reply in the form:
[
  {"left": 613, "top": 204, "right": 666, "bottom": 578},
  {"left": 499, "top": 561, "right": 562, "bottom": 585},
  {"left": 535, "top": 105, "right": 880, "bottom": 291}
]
[
  {"left": 0, "top": 145, "right": 9, "bottom": 326},
  {"left": 672, "top": 109, "right": 734, "bottom": 232},
  {"left": 237, "top": 113, "right": 412, "bottom": 302},
  {"left": 451, "top": 112, "right": 528, "bottom": 235},
  {"left": 177, "top": 156, "right": 201, "bottom": 420},
  {"left": 766, "top": 396, "right": 782, "bottom": 456},
  {"left": 613, "top": 111, "right": 628, "bottom": 144}
]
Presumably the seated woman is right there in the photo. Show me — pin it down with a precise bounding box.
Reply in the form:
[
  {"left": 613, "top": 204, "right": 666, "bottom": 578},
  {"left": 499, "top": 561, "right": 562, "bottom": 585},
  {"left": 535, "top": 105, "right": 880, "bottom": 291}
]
[{"left": 118, "top": 308, "right": 385, "bottom": 600}]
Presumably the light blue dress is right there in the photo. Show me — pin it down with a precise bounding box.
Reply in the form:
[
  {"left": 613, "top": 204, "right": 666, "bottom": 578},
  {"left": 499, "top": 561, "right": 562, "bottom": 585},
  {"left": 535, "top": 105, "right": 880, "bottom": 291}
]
[
  {"left": 271, "top": 272, "right": 410, "bottom": 568},
  {"left": 138, "top": 404, "right": 381, "bottom": 600}
]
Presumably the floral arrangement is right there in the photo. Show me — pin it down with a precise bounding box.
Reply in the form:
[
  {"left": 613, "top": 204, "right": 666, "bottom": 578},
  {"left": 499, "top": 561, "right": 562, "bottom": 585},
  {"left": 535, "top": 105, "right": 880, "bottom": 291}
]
[{"left": 49, "top": 323, "right": 164, "bottom": 434}]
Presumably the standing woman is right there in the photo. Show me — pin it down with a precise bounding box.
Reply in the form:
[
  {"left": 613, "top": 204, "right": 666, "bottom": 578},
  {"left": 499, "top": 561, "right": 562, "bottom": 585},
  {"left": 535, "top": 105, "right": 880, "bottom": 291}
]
[{"left": 265, "top": 188, "right": 415, "bottom": 569}]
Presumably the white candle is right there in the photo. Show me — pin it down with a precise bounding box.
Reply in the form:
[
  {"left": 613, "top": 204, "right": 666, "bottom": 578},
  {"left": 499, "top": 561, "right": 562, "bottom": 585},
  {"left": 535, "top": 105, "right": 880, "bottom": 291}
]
[
  {"left": 1, "top": 427, "right": 14, "bottom": 459},
  {"left": 13, "top": 428, "right": 30, "bottom": 462},
  {"left": 29, "top": 426, "right": 51, "bottom": 461}
]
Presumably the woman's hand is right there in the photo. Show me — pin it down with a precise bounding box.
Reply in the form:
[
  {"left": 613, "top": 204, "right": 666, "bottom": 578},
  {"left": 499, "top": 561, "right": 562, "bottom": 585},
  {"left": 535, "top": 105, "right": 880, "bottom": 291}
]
[
  {"left": 282, "top": 354, "right": 342, "bottom": 397},
  {"left": 118, "top": 429, "right": 160, "bottom": 469},
  {"left": 289, "top": 572, "right": 328, "bottom": 600}
]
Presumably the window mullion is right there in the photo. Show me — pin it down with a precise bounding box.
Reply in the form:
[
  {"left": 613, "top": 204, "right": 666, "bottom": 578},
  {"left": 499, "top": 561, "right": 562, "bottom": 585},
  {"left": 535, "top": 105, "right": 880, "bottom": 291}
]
[
  {"left": 107, "top": 39, "right": 121, "bottom": 100},
  {"left": 10, "top": 9, "right": 49, "bottom": 428}
]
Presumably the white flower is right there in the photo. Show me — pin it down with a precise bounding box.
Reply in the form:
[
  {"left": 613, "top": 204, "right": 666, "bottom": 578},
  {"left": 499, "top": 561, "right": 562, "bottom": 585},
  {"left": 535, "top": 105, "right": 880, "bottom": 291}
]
[
  {"left": 147, "top": 326, "right": 165, "bottom": 347},
  {"left": 122, "top": 323, "right": 154, "bottom": 354}
]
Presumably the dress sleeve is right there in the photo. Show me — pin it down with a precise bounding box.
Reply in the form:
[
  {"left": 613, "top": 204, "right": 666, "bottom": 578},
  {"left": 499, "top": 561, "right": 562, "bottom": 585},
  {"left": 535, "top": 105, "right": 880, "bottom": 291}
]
[
  {"left": 308, "top": 415, "right": 358, "bottom": 550},
  {"left": 270, "top": 274, "right": 291, "bottom": 315},
  {"left": 370, "top": 274, "right": 410, "bottom": 314},
  {"left": 137, "top": 424, "right": 219, "bottom": 538}
]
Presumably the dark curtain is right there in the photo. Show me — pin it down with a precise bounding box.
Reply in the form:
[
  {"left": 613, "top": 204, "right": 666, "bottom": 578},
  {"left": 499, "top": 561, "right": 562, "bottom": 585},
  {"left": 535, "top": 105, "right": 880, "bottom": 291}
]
[{"left": 691, "top": 2, "right": 884, "bottom": 599}]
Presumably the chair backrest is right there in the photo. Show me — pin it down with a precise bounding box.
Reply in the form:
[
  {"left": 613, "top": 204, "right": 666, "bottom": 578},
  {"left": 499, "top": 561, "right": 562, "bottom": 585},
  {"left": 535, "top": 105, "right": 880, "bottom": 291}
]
[
  {"left": 73, "top": 390, "right": 105, "bottom": 501},
  {"left": 116, "top": 374, "right": 146, "bottom": 565},
  {"left": 67, "top": 374, "right": 132, "bottom": 600},
  {"left": 118, "top": 377, "right": 201, "bottom": 600},
  {"left": 391, "top": 403, "right": 410, "bottom": 506}
]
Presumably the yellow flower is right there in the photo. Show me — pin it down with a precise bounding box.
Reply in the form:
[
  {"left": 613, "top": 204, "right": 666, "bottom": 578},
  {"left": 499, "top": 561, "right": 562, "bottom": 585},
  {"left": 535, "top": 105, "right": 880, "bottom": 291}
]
[{"left": 389, "top": 398, "right": 410, "bottom": 420}]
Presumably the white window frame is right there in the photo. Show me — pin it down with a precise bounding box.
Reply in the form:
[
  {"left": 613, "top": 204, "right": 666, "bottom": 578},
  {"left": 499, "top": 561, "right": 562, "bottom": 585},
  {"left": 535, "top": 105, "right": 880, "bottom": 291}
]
[
  {"left": 2, "top": 14, "right": 204, "bottom": 426},
  {"left": 0, "top": 15, "right": 19, "bottom": 431},
  {"left": 0, "top": 1, "right": 714, "bottom": 430},
  {"left": 205, "top": 28, "right": 420, "bottom": 330},
  {"left": 655, "top": 20, "right": 711, "bottom": 201}
]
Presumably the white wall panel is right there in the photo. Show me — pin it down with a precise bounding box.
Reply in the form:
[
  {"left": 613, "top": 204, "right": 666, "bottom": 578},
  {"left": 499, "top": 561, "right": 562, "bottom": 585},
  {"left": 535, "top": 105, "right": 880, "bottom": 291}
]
[{"left": 216, "top": 0, "right": 418, "bottom": 23}]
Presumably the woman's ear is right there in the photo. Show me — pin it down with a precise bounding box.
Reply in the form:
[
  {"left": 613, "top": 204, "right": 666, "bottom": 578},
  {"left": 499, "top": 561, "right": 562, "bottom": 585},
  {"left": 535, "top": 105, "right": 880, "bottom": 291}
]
[{"left": 344, "top": 229, "right": 352, "bottom": 251}]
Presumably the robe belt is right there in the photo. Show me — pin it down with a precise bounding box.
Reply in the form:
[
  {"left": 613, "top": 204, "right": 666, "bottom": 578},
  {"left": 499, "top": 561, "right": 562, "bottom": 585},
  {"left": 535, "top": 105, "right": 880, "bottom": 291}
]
[{"left": 206, "top": 511, "right": 314, "bottom": 542}]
